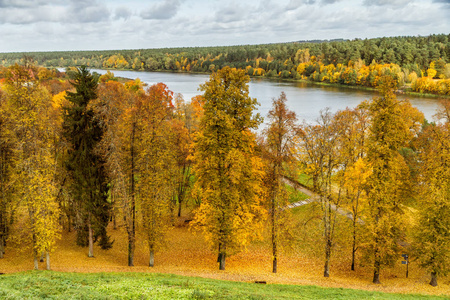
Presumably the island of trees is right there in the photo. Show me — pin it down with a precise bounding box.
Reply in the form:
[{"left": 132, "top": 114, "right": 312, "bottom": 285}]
[{"left": 0, "top": 60, "right": 449, "bottom": 288}]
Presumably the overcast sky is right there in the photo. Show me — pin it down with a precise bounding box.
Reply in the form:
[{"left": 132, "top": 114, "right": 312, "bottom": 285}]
[{"left": 0, "top": 0, "right": 449, "bottom": 53}]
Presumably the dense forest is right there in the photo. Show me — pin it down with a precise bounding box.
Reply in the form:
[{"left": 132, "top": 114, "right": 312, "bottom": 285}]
[
  {"left": 0, "top": 62, "right": 449, "bottom": 287},
  {"left": 1, "top": 34, "right": 450, "bottom": 95}
]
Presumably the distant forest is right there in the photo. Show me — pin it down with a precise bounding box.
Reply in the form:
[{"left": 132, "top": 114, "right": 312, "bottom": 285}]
[{"left": 1, "top": 34, "right": 450, "bottom": 95}]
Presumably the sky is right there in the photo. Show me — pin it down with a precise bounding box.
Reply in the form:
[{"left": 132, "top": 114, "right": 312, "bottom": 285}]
[{"left": 0, "top": 0, "right": 449, "bottom": 53}]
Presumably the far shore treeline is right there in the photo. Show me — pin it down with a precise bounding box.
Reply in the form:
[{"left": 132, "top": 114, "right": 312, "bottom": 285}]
[
  {"left": 0, "top": 40, "right": 449, "bottom": 289},
  {"left": 1, "top": 34, "right": 450, "bottom": 96}
]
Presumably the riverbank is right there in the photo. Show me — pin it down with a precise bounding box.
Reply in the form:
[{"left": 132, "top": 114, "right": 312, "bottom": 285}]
[{"left": 85, "top": 67, "right": 449, "bottom": 100}]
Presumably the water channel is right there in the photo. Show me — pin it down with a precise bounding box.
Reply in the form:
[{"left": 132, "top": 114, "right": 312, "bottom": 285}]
[{"left": 89, "top": 69, "right": 442, "bottom": 125}]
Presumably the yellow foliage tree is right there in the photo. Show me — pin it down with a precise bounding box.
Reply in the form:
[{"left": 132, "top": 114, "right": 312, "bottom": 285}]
[
  {"left": 3, "top": 64, "right": 60, "bottom": 270},
  {"left": 191, "top": 67, "right": 265, "bottom": 270},
  {"left": 365, "top": 76, "right": 423, "bottom": 284}
]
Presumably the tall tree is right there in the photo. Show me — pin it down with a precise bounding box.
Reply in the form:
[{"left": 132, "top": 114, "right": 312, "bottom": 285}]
[
  {"left": 299, "top": 109, "right": 344, "bottom": 277},
  {"left": 2, "top": 63, "right": 60, "bottom": 269},
  {"left": 62, "top": 66, "right": 112, "bottom": 257},
  {"left": 95, "top": 80, "right": 139, "bottom": 266},
  {"left": 334, "top": 107, "right": 369, "bottom": 271},
  {"left": 191, "top": 67, "right": 265, "bottom": 270},
  {"left": 136, "top": 83, "right": 176, "bottom": 267},
  {"left": 0, "top": 84, "right": 15, "bottom": 259},
  {"left": 261, "top": 92, "right": 298, "bottom": 273},
  {"left": 172, "top": 94, "right": 194, "bottom": 218},
  {"left": 364, "top": 76, "right": 423, "bottom": 284},
  {"left": 414, "top": 101, "right": 450, "bottom": 287}
]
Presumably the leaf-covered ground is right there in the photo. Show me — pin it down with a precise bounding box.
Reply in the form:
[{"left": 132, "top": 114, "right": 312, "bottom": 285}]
[
  {"left": 0, "top": 271, "right": 448, "bottom": 300},
  {"left": 1, "top": 222, "right": 449, "bottom": 298}
]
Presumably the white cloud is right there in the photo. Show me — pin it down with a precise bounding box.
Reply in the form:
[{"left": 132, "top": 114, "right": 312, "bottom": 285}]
[{"left": 0, "top": 0, "right": 447, "bottom": 52}]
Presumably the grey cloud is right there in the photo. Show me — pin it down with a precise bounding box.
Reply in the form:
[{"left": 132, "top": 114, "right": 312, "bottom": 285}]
[
  {"left": 286, "top": 0, "right": 343, "bottom": 11},
  {"left": 215, "top": 4, "right": 245, "bottom": 23},
  {"left": 68, "top": 0, "right": 110, "bottom": 23},
  {"left": 0, "top": 0, "right": 59, "bottom": 8},
  {"left": 287, "top": 0, "right": 315, "bottom": 10},
  {"left": 114, "top": 6, "right": 132, "bottom": 20},
  {"left": 0, "top": 5, "right": 65, "bottom": 24},
  {"left": 141, "top": 0, "right": 181, "bottom": 20},
  {"left": 363, "top": 0, "right": 410, "bottom": 6}
]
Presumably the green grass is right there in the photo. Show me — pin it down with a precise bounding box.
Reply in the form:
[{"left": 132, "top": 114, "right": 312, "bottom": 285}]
[
  {"left": 0, "top": 271, "right": 446, "bottom": 300},
  {"left": 285, "top": 184, "right": 309, "bottom": 204}
]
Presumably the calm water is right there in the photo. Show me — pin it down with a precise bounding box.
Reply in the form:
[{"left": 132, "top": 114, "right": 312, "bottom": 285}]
[{"left": 90, "top": 69, "right": 442, "bottom": 125}]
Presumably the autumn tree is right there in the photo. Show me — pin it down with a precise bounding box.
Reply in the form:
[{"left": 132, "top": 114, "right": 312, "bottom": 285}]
[
  {"left": 2, "top": 64, "right": 60, "bottom": 269},
  {"left": 364, "top": 76, "right": 423, "bottom": 284},
  {"left": 414, "top": 101, "right": 450, "bottom": 287},
  {"left": 298, "top": 109, "right": 344, "bottom": 277},
  {"left": 136, "top": 83, "right": 177, "bottom": 267},
  {"left": 96, "top": 79, "right": 139, "bottom": 266},
  {"left": 62, "top": 66, "right": 112, "bottom": 257},
  {"left": 0, "top": 79, "right": 16, "bottom": 259},
  {"left": 333, "top": 107, "right": 369, "bottom": 271},
  {"left": 172, "top": 94, "right": 195, "bottom": 218},
  {"left": 191, "top": 67, "right": 265, "bottom": 270},
  {"left": 261, "top": 92, "right": 298, "bottom": 273}
]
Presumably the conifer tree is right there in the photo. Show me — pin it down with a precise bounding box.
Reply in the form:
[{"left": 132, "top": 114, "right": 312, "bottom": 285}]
[{"left": 62, "top": 66, "right": 112, "bottom": 257}]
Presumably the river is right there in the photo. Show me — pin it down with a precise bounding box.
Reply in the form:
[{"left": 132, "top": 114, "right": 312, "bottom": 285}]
[{"left": 89, "top": 69, "right": 442, "bottom": 124}]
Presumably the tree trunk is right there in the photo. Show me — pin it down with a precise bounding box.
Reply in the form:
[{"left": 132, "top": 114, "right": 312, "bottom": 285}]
[
  {"left": 351, "top": 250, "right": 355, "bottom": 271},
  {"left": 128, "top": 233, "right": 135, "bottom": 267},
  {"left": 272, "top": 200, "right": 277, "bottom": 273},
  {"left": 0, "top": 236, "right": 4, "bottom": 258},
  {"left": 324, "top": 240, "right": 331, "bottom": 277},
  {"left": 67, "top": 214, "right": 71, "bottom": 232},
  {"left": 324, "top": 259, "right": 330, "bottom": 277},
  {"left": 273, "top": 257, "right": 277, "bottom": 274},
  {"left": 88, "top": 217, "right": 94, "bottom": 258},
  {"left": 149, "top": 247, "right": 154, "bottom": 267},
  {"left": 218, "top": 242, "right": 226, "bottom": 270},
  {"left": 177, "top": 165, "right": 187, "bottom": 218},
  {"left": 177, "top": 197, "right": 182, "bottom": 217},
  {"left": 430, "top": 271, "right": 438, "bottom": 287},
  {"left": 351, "top": 223, "right": 356, "bottom": 271},
  {"left": 373, "top": 259, "right": 381, "bottom": 284},
  {"left": 46, "top": 252, "right": 50, "bottom": 270},
  {"left": 112, "top": 201, "right": 117, "bottom": 230},
  {"left": 219, "top": 253, "right": 226, "bottom": 270},
  {"left": 128, "top": 124, "right": 136, "bottom": 267},
  {"left": 34, "top": 254, "right": 39, "bottom": 270}
]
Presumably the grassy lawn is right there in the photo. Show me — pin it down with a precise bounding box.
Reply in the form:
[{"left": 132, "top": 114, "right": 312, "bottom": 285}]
[{"left": 0, "top": 271, "right": 447, "bottom": 300}]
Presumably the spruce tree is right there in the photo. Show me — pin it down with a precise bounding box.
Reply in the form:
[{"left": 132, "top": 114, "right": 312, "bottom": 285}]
[{"left": 62, "top": 66, "right": 112, "bottom": 257}]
